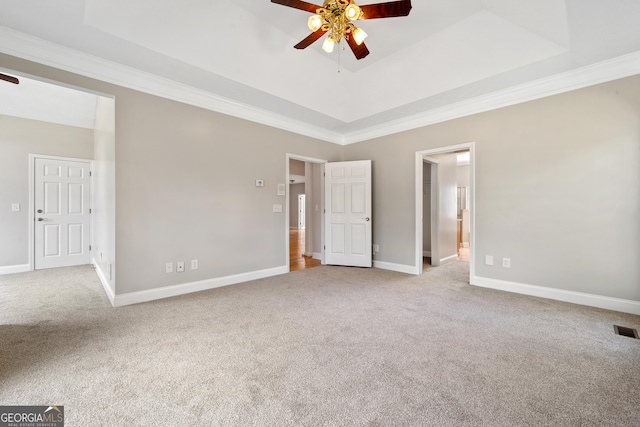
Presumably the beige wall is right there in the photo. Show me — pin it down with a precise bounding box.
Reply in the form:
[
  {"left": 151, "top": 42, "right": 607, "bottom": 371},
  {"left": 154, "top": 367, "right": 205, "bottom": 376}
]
[
  {"left": 457, "top": 164, "right": 470, "bottom": 188},
  {"left": 0, "top": 114, "right": 94, "bottom": 268},
  {"left": 289, "top": 159, "right": 305, "bottom": 176},
  {"left": 289, "top": 183, "right": 305, "bottom": 227},
  {"left": 92, "top": 96, "right": 116, "bottom": 293},
  {"left": 433, "top": 152, "right": 458, "bottom": 263},
  {"left": 2, "top": 53, "right": 638, "bottom": 303},
  {"left": 344, "top": 75, "right": 640, "bottom": 301},
  {"left": 0, "top": 53, "right": 343, "bottom": 295}
]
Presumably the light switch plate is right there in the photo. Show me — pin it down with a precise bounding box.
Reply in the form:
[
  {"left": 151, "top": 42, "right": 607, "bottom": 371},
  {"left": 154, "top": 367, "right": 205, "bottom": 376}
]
[
  {"left": 485, "top": 255, "right": 494, "bottom": 266},
  {"left": 273, "top": 204, "right": 283, "bottom": 213},
  {"left": 277, "top": 183, "right": 285, "bottom": 196},
  {"left": 11, "top": 204, "right": 20, "bottom": 212},
  {"left": 255, "top": 179, "right": 265, "bottom": 187}
]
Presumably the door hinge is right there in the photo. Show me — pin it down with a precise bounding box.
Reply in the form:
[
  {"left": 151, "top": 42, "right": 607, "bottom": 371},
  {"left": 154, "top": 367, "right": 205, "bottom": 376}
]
[
  {"left": 89, "top": 245, "right": 92, "bottom": 251},
  {"left": 89, "top": 171, "right": 92, "bottom": 177},
  {"left": 324, "top": 172, "right": 326, "bottom": 177},
  {"left": 324, "top": 245, "right": 326, "bottom": 250},
  {"left": 89, "top": 208, "right": 92, "bottom": 214}
]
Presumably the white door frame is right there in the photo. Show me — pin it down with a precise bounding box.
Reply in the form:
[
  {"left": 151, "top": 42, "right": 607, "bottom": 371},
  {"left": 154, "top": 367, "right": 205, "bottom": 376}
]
[
  {"left": 29, "top": 154, "right": 93, "bottom": 271},
  {"left": 415, "top": 142, "right": 475, "bottom": 278},
  {"left": 285, "top": 154, "right": 328, "bottom": 271}
]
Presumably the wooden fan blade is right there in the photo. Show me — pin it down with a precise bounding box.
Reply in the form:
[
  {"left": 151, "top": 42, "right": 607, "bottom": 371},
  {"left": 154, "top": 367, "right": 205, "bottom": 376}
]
[
  {"left": 346, "top": 35, "right": 370, "bottom": 60},
  {"left": 294, "top": 28, "right": 328, "bottom": 49},
  {"left": 271, "top": 0, "right": 322, "bottom": 13},
  {"left": 0, "top": 73, "right": 19, "bottom": 85},
  {"left": 360, "top": 0, "right": 412, "bottom": 19}
]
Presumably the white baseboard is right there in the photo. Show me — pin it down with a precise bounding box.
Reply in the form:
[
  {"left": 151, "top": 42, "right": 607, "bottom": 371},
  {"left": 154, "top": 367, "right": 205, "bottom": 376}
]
[
  {"left": 92, "top": 258, "right": 115, "bottom": 306},
  {"left": 423, "top": 251, "right": 431, "bottom": 257},
  {"left": 440, "top": 254, "right": 458, "bottom": 264},
  {"left": 312, "top": 252, "right": 322, "bottom": 260},
  {"left": 113, "top": 265, "right": 288, "bottom": 307},
  {"left": 373, "top": 260, "right": 418, "bottom": 275},
  {"left": 303, "top": 251, "right": 313, "bottom": 257},
  {"left": 0, "top": 264, "right": 30, "bottom": 276},
  {"left": 472, "top": 276, "right": 640, "bottom": 316}
]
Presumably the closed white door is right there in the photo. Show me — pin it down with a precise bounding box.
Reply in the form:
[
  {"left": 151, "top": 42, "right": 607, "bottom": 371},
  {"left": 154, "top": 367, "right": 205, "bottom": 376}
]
[
  {"left": 324, "top": 160, "right": 372, "bottom": 267},
  {"left": 34, "top": 158, "right": 91, "bottom": 269}
]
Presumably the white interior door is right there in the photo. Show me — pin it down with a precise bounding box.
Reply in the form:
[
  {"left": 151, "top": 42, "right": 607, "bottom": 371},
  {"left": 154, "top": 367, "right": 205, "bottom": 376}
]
[
  {"left": 35, "top": 157, "right": 91, "bottom": 270},
  {"left": 324, "top": 160, "right": 372, "bottom": 267}
]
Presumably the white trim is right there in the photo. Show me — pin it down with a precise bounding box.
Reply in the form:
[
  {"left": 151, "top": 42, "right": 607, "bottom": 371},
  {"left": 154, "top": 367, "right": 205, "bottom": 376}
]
[
  {"left": 0, "top": 264, "right": 30, "bottom": 276},
  {"left": 471, "top": 276, "right": 640, "bottom": 316},
  {"left": 312, "top": 252, "right": 322, "bottom": 260},
  {"left": 3, "top": 28, "right": 640, "bottom": 146},
  {"left": 28, "top": 154, "right": 92, "bottom": 271},
  {"left": 93, "top": 258, "right": 115, "bottom": 306},
  {"left": 112, "top": 265, "right": 288, "bottom": 307},
  {"left": 342, "top": 51, "right": 640, "bottom": 144},
  {"left": 423, "top": 251, "right": 431, "bottom": 257},
  {"left": 373, "top": 260, "right": 418, "bottom": 275},
  {"left": 0, "top": 28, "right": 343, "bottom": 145},
  {"left": 439, "top": 254, "right": 459, "bottom": 264}
]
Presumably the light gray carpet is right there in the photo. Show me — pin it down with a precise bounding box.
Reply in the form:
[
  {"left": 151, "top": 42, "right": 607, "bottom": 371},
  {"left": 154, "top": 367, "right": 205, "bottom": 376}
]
[{"left": 1, "top": 263, "right": 639, "bottom": 426}]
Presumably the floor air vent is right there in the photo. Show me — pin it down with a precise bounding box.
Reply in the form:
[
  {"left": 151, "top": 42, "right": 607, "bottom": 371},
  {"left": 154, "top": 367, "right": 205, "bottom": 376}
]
[{"left": 614, "top": 325, "right": 639, "bottom": 339}]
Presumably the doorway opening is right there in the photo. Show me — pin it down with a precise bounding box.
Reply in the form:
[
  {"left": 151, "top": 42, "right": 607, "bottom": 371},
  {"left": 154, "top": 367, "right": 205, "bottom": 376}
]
[
  {"left": 0, "top": 68, "right": 116, "bottom": 300},
  {"left": 286, "top": 154, "right": 326, "bottom": 272},
  {"left": 415, "top": 143, "right": 475, "bottom": 280}
]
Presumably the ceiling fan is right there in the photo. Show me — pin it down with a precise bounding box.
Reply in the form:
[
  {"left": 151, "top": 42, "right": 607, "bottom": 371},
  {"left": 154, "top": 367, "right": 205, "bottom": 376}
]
[
  {"left": 0, "top": 73, "right": 19, "bottom": 85},
  {"left": 271, "top": 0, "right": 412, "bottom": 60}
]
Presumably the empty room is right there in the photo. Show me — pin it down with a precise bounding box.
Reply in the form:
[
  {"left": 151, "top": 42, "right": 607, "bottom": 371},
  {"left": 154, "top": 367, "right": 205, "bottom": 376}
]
[{"left": 1, "top": 0, "right": 639, "bottom": 425}]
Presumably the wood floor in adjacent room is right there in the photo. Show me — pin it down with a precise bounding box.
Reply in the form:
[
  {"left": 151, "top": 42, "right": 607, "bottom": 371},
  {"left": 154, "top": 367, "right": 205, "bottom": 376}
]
[{"left": 289, "top": 228, "right": 321, "bottom": 272}]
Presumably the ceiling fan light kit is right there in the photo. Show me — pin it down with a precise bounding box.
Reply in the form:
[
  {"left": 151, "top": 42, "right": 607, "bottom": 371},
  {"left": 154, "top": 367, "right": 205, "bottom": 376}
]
[{"left": 272, "top": 0, "right": 412, "bottom": 60}]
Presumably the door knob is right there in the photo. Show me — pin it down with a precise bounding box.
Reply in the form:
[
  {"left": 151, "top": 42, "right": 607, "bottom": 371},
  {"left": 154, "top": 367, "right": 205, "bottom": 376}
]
[
  {"left": 37, "top": 218, "right": 46, "bottom": 222},
  {"left": 37, "top": 209, "right": 43, "bottom": 213},
  {"left": 365, "top": 217, "right": 370, "bottom": 221}
]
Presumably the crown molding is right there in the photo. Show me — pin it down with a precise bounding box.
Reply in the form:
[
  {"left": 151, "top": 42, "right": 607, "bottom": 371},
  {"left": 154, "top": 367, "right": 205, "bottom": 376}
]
[
  {"left": 0, "top": 27, "right": 345, "bottom": 145},
  {"left": 1, "top": 27, "right": 639, "bottom": 147},
  {"left": 342, "top": 51, "right": 640, "bottom": 144}
]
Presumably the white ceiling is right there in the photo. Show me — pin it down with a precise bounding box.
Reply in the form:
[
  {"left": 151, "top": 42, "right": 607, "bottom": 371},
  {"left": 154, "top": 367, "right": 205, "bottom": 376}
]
[
  {"left": 1, "top": 0, "right": 640, "bottom": 142},
  {"left": 0, "top": 74, "right": 98, "bottom": 129}
]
